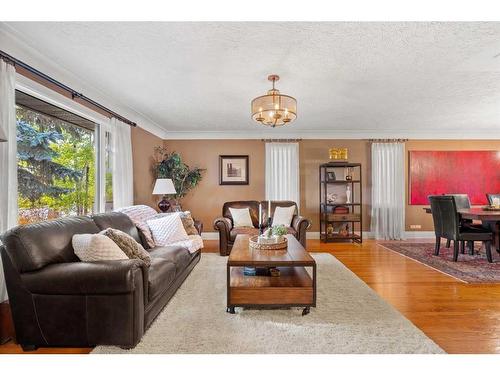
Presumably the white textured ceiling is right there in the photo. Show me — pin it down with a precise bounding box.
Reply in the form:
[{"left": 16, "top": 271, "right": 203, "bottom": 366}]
[{"left": 2, "top": 22, "right": 500, "bottom": 138}]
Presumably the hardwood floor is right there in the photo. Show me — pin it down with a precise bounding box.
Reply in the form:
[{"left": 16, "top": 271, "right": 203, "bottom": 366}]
[{"left": 1, "top": 238, "right": 499, "bottom": 354}]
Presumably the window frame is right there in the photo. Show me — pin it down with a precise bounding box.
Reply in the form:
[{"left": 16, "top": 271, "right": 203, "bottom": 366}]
[{"left": 15, "top": 73, "right": 113, "bottom": 216}]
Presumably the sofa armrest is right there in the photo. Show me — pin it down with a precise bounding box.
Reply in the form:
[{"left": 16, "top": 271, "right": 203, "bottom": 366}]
[
  {"left": 21, "top": 259, "right": 147, "bottom": 295},
  {"left": 292, "top": 215, "right": 311, "bottom": 232},
  {"left": 194, "top": 220, "right": 203, "bottom": 235},
  {"left": 213, "top": 217, "right": 233, "bottom": 256}
]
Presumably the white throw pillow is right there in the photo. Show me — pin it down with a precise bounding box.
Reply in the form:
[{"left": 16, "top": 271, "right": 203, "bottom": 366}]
[
  {"left": 147, "top": 214, "right": 189, "bottom": 246},
  {"left": 272, "top": 206, "right": 296, "bottom": 227},
  {"left": 229, "top": 207, "right": 254, "bottom": 228},
  {"left": 72, "top": 234, "right": 128, "bottom": 262}
]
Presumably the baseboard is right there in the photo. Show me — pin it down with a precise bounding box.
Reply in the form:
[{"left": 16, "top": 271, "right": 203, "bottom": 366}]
[
  {"left": 202, "top": 231, "right": 435, "bottom": 241},
  {"left": 201, "top": 232, "right": 219, "bottom": 240}
]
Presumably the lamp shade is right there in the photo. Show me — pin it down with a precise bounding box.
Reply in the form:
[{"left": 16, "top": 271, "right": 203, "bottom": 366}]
[
  {"left": 152, "top": 178, "right": 176, "bottom": 195},
  {"left": 0, "top": 126, "right": 6, "bottom": 142}
]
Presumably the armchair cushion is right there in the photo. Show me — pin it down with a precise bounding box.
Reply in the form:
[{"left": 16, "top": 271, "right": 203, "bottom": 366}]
[
  {"left": 21, "top": 259, "right": 146, "bottom": 295},
  {"left": 229, "top": 227, "right": 260, "bottom": 242}
]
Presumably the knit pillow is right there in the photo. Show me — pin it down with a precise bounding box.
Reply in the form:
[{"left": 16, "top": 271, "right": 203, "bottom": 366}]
[
  {"left": 115, "top": 205, "right": 158, "bottom": 248},
  {"left": 155, "top": 211, "right": 199, "bottom": 235},
  {"left": 72, "top": 234, "right": 128, "bottom": 262},
  {"left": 100, "top": 228, "right": 152, "bottom": 267},
  {"left": 147, "top": 214, "right": 189, "bottom": 246}
]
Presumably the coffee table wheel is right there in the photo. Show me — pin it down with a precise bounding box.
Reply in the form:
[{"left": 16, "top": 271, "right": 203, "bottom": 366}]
[
  {"left": 302, "top": 307, "right": 310, "bottom": 316},
  {"left": 226, "top": 306, "right": 236, "bottom": 314}
]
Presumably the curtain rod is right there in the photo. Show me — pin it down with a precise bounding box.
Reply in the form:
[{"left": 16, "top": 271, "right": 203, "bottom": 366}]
[
  {"left": 367, "top": 138, "right": 408, "bottom": 142},
  {"left": 0, "top": 50, "right": 137, "bottom": 127},
  {"left": 261, "top": 138, "right": 302, "bottom": 142}
]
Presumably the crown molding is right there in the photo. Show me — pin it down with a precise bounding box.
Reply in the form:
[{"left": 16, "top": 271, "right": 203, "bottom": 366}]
[
  {"left": 0, "top": 24, "right": 168, "bottom": 139},
  {"left": 162, "top": 129, "right": 500, "bottom": 140}
]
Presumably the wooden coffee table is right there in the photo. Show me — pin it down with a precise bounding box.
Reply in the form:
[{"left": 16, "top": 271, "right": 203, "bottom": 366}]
[{"left": 226, "top": 234, "right": 316, "bottom": 315}]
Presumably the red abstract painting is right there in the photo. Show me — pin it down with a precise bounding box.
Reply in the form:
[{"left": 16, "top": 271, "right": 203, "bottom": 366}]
[{"left": 409, "top": 151, "right": 500, "bottom": 205}]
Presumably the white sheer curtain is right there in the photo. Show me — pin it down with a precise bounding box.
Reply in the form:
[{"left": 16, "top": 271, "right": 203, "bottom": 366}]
[
  {"left": 111, "top": 117, "right": 134, "bottom": 209},
  {"left": 265, "top": 142, "right": 300, "bottom": 205},
  {"left": 0, "top": 60, "right": 17, "bottom": 302},
  {"left": 371, "top": 142, "right": 405, "bottom": 240}
]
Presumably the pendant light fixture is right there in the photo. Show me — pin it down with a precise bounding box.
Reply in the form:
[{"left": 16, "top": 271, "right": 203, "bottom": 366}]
[{"left": 251, "top": 74, "right": 297, "bottom": 127}]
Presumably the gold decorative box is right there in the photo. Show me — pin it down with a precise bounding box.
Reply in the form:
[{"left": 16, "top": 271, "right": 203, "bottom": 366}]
[{"left": 329, "top": 148, "right": 348, "bottom": 161}]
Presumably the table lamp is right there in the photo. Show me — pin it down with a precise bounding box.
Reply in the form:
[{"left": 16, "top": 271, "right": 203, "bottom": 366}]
[{"left": 152, "top": 178, "right": 177, "bottom": 212}]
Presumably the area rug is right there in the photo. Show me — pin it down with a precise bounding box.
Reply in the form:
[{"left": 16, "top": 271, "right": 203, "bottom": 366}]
[
  {"left": 92, "top": 253, "right": 443, "bottom": 354},
  {"left": 380, "top": 242, "right": 500, "bottom": 283}
]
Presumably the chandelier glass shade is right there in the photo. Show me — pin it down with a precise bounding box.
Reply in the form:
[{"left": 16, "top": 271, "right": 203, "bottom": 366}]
[{"left": 251, "top": 75, "right": 297, "bottom": 127}]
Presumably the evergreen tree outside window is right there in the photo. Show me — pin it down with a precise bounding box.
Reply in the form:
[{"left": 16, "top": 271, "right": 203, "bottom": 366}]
[{"left": 16, "top": 102, "right": 97, "bottom": 225}]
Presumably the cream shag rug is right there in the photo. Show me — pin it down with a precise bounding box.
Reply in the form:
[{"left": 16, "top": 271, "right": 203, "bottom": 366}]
[{"left": 92, "top": 253, "right": 443, "bottom": 354}]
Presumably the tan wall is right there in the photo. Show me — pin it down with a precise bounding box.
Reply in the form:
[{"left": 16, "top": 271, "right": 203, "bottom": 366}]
[
  {"left": 131, "top": 126, "right": 164, "bottom": 208},
  {"left": 404, "top": 140, "right": 500, "bottom": 231},
  {"left": 162, "top": 139, "right": 371, "bottom": 232},
  {"left": 131, "top": 135, "right": 500, "bottom": 234},
  {"left": 162, "top": 140, "right": 266, "bottom": 230}
]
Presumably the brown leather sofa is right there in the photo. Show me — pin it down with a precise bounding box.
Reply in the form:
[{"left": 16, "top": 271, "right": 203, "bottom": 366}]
[
  {"left": 213, "top": 200, "right": 311, "bottom": 256},
  {"left": 0, "top": 212, "right": 201, "bottom": 351}
]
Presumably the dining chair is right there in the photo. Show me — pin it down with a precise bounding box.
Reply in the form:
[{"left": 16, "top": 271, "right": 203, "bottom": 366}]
[
  {"left": 428, "top": 195, "right": 494, "bottom": 262},
  {"left": 486, "top": 193, "right": 500, "bottom": 205},
  {"left": 442, "top": 194, "right": 481, "bottom": 253}
]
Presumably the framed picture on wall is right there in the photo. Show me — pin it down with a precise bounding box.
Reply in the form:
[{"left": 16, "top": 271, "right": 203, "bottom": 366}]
[{"left": 219, "top": 155, "right": 249, "bottom": 185}]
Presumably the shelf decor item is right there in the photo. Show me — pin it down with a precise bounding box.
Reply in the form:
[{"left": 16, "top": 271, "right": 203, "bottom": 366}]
[
  {"left": 319, "top": 161, "right": 362, "bottom": 243},
  {"left": 329, "top": 148, "right": 348, "bottom": 161}
]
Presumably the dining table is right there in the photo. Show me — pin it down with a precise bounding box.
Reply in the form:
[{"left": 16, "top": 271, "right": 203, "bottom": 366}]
[{"left": 424, "top": 207, "right": 500, "bottom": 252}]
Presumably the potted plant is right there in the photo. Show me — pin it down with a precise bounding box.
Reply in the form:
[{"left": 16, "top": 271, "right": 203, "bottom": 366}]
[
  {"left": 272, "top": 224, "right": 288, "bottom": 242},
  {"left": 154, "top": 147, "right": 205, "bottom": 210}
]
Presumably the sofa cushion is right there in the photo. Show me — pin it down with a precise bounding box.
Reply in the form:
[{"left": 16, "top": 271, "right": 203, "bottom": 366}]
[
  {"left": 169, "top": 234, "right": 204, "bottom": 253},
  {"left": 147, "top": 258, "right": 177, "bottom": 301},
  {"left": 92, "top": 212, "right": 142, "bottom": 244},
  {"left": 2, "top": 216, "right": 100, "bottom": 273},
  {"left": 154, "top": 211, "right": 199, "bottom": 235},
  {"left": 228, "top": 207, "right": 254, "bottom": 228},
  {"left": 149, "top": 245, "right": 192, "bottom": 273},
  {"left": 229, "top": 227, "right": 260, "bottom": 242}
]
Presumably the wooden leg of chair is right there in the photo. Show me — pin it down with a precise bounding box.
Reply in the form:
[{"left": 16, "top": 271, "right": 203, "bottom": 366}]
[
  {"left": 453, "top": 241, "right": 459, "bottom": 262},
  {"left": 467, "top": 241, "right": 474, "bottom": 255},
  {"left": 434, "top": 236, "right": 441, "bottom": 256},
  {"left": 460, "top": 241, "right": 465, "bottom": 254},
  {"left": 485, "top": 241, "right": 493, "bottom": 263},
  {"left": 446, "top": 239, "right": 451, "bottom": 248}
]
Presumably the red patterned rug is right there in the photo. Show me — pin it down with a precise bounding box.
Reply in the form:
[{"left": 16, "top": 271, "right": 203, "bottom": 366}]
[{"left": 379, "top": 241, "right": 500, "bottom": 283}]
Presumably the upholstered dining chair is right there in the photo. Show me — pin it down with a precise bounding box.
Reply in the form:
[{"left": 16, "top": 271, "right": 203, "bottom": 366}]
[
  {"left": 486, "top": 193, "right": 500, "bottom": 205},
  {"left": 429, "top": 195, "right": 494, "bottom": 262}
]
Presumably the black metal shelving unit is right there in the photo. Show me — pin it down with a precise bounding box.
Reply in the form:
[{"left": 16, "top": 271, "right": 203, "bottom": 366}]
[{"left": 319, "top": 162, "right": 362, "bottom": 243}]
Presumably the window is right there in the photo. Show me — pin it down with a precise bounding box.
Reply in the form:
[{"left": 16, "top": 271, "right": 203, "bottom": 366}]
[{"left": 16, "top": 91, "right": 98, "bottom": 224}]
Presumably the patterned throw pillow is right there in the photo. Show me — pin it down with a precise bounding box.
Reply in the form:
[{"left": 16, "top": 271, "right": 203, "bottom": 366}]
[
  {"left": 72, "top": 234, "right": 128, "bottom": 262},
  {"left": 147, "top": 214, "right": 189, "bottom": 246},
  {"left": 115, "top": 205, "right": 158, "bottom": 248},
  {"left": 155, "top": 211, "right": 199, "bottom": 235},
  {"left": 100, "top": 228, "right": 152, "bottom": 267}
]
